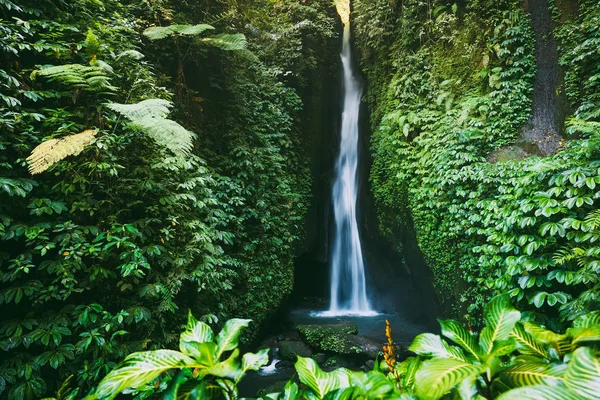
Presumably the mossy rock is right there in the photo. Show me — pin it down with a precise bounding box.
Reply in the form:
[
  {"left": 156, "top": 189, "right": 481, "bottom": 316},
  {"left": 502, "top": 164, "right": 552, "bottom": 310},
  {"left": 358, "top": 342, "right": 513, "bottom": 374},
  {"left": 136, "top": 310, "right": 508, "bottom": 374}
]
[
  {"left": 278, "top": 340, "right": 312, "bottom": 361},
  {"left": 321, "top": 333, "right": 382, "bottom": 358},
  {"left": 296, "top": 322, "right": 359, "bottom": 349}
]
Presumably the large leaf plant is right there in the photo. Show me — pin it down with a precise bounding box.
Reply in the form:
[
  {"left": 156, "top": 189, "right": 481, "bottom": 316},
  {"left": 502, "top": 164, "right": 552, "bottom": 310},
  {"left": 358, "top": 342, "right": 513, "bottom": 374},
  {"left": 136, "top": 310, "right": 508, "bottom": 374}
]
[
  {"left": 86, "top": 311, "right": 268, "bottom": 400},
  {"left": 393, "top": 295, "right": 600, "bottom": 399}
]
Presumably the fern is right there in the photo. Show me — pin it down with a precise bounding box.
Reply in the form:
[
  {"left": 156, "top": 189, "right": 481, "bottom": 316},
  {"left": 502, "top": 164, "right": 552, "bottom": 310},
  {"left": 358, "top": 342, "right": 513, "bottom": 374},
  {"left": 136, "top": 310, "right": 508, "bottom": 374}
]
[
  {"left": 143, "top": 24, "right": 246, "bottom": 51},
  {"left": 27, "top": 130, "right": 97, "bottom": 174},
  {"left": 143, "top": 24, "right": 215, "bottom": 40},
  {"left": 201, "top": 33, "right": 246, "bottom": 51},
  {"left": 31, "top": 61, "right": 116, "bottom": 93},
  {"left": 106, "top": 99, "right": 196, "bottom": 156}
]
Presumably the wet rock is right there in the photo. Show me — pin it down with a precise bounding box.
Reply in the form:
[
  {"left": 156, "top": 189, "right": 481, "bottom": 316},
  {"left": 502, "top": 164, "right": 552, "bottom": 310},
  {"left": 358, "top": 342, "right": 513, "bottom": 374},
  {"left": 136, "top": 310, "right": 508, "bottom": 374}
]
[
  {"left": 313, "top": 353, "right": 327, "bottom": 364},
  {"left": 365, "top": 359, "right": 375, "bottom": 370},
  {"left": 275, "top": 360, "right": 294, "bottom": 369},
  {"left": 278, "top": 341, "right": 312, "bottom": 361},
  {"left": 259, "top": 380, "right": 289, "bottom": 397}
]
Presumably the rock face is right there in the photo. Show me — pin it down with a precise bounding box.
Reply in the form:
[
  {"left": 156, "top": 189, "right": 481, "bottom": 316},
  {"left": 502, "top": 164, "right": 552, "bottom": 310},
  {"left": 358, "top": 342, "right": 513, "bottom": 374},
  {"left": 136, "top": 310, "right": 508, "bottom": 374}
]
[{"left": 278, "top": 341, "right": 313, "bottom": 361}]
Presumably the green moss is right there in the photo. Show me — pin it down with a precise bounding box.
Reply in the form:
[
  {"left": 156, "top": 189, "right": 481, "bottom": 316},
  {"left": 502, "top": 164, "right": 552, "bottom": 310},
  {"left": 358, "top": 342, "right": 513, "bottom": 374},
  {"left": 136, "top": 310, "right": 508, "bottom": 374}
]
[{"left": 297, "top": 323, "right": 359, "bottom": 349}]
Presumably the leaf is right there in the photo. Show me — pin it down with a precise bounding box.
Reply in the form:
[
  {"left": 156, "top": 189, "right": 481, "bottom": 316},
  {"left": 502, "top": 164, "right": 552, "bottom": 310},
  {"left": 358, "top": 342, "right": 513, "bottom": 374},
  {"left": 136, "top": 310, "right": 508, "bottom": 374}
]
[
  {"left": 510, "top": 323, "right": 549, "bottom": 359},
  {"left": 496, "top": 385, "right": 582, "bottom": 400},
  {"left": 573, "top": 311, "right": 600, "bottom": 328},
  {"left": 197, "top": 349, "right": 241, "bottom": 380},
  {"left": 295, "top": 356, "right": 350, "bottom": 399},
  {"left": 27, "top": 130, "right": 97, "bottom": 174},
  {"left": 414, "top": 358, "right": 482, "bottom": 400},
  {"left": 496, "top": 362, "right": 565, "bottom": 389},
  {"left": 439, "top": 319, "right": 481, "bottom": 359},
  {"left": 179, "top": 311, "right": 214, "bottom": 362},
  {"left": 479, "top": 295, "right": 521, "bottom": 354},
  {"left": 279, "top": 381, "right": 299, "bottom": 400},
  {"left": 564, "top": 347, "right": 600, "bottom": 399},
  {"left": 214, "top": 318, "right": 251, "bottom": 359},
  {"left": 241, "top": 348, "right": 269, "bottom": 373},
  {"left": 408, "top": 333, "right": 467, "bottom": 361},
  {"left": 93, "top": 350, "right": 195, "bottom": 399},
  {"left": 201, "top": 34, "right": 247, "bottom": 51},
  {"left": 106, "top": 100, "right": 196, "bottom": 156},
  {"left": 143, "top": 24, "right": 215, "bottom": 40}
]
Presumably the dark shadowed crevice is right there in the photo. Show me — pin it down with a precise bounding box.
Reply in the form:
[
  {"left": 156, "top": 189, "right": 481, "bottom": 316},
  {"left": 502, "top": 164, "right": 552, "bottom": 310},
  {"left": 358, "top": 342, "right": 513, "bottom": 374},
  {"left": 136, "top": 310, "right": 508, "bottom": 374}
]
[{"left": 519, "top": 0, "right": 566, "bottom": 155}]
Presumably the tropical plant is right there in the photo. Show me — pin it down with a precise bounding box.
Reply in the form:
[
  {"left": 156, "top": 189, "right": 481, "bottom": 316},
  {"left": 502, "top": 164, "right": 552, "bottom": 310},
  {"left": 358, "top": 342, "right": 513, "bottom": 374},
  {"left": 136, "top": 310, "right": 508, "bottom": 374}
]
[
  {"left": 91, "top": 299, "right": 600, "bottom": 400},
  {"left": 87, "top": 311, "right": 268, "bottom": 399},
  {"left": 143, "top": 24, "right": 247, "bottom": 51},
  {"left": 389, "top": 295, "right": 600, "bottom": 399}
]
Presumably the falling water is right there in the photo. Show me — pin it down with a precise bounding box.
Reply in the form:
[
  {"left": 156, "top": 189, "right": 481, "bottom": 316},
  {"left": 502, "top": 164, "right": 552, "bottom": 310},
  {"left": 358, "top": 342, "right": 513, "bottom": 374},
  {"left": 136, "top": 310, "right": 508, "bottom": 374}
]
[{"left": 323, "top": 23, "right": 376, "bottom": 317}]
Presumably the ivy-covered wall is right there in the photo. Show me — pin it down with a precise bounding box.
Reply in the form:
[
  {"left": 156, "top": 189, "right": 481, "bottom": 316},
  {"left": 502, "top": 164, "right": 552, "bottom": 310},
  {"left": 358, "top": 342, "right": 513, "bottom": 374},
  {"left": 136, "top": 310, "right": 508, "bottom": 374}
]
[{"left": 353, "top": 0, "right": 600, "bottom": 324}]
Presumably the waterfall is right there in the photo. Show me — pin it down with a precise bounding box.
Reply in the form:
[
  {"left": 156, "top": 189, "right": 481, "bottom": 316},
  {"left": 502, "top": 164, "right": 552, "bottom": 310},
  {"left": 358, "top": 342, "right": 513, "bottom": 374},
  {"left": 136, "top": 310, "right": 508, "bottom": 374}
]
[{"left": 324, "top": 23, "right": 376, "bottom": 316}]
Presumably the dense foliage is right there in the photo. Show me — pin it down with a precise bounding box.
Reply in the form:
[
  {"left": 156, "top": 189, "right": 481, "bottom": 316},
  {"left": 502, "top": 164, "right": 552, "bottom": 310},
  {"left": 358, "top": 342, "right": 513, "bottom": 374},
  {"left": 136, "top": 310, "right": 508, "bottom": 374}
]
[
  {"left": 0, "top": 0, "right": 337, "bottom": 398},
  {"left": 89, "top": 298, "right": 600, "bottom": 399},
  {"left": 354, "top": 0, "right": 600, "bottom": 323}
]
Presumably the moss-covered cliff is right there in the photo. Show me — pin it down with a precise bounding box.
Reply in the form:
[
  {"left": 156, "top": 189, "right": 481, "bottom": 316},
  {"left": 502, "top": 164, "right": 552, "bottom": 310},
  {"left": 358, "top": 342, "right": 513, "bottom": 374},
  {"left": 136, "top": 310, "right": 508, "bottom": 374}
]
[{"left": 353, "top": 0, "right": 600, "bottom": 323}]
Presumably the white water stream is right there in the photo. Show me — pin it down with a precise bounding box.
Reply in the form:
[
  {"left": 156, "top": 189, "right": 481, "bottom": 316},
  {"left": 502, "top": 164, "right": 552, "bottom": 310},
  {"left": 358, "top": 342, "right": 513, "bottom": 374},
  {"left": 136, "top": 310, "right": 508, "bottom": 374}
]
[{"left": 322, "top": 24, "right": 376, "bottom": 317}]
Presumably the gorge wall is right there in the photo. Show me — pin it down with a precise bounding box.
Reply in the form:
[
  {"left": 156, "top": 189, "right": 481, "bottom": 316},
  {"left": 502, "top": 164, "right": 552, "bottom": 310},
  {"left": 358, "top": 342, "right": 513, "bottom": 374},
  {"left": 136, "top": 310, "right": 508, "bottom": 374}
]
[{"left": 351, "top": 0, "right": 599, "bottom": 322}]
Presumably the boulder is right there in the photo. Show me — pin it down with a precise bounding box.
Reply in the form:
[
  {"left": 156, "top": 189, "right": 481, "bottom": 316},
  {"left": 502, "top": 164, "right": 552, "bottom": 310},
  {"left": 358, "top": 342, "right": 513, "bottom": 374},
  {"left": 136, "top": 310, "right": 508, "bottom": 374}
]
[
  {"left": 296, "top": 322, "right": 358, "bottom": 349},
  {"left": 327, "top": 334, "right": 382, "bottom": 359},
  {"left": 312, "top": 353, "right": 327, "bottom": 365},
  {"left": 278, "top": 340, "right": 312, "bottom": 361}
]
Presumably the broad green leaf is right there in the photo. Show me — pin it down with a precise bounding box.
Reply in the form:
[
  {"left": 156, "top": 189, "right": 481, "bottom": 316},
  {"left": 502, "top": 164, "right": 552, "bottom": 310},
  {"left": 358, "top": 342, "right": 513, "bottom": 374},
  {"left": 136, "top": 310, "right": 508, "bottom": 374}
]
[
  {"left": 234, "top": 348, "right": 269, "bottom": 382},
  {"left": 93, "top": 350, "right": 195, "bottom": 399},
  {"left": 568, "top": 326, "right": 600, "bottom": 345},
  {"left": 408, "top": 333, "right": 467, "bottom": 361},
  {"left": 198, "top": 349, "right": 241, "bottom": 380},
  {"left": 496, "top": 385, "right": 582, "bottom": 400},
  {"left": 163, "top": 370, "right": 221, "bottom": 400},
  {"left": 179, "top": 311, "right": 215, "bottom": 361},
  {"left": 143, "top": 24, "right": 215, "bottom": 40},
  {"left": 215, "top": 319, "right": 251, "bottom": 359},
  {"left": 523, "top": 322, "right": 573, "bottom": 357},
  {"left": 241, "top": 348, "right": 269, "bottom": 372},
  {"left": 479, "top": 295, "right": 521, "bottom": 354},
  {"left": 414, "top": 358, "right": 482, "bottom": 400},
  {"left": 295, "top": 356, "right": 350, "bottom": 399},
  {"left": 279, "top": 381, "right": 299, "bottom": 400},
  {"left": 402, "top": 356, "right": 421, "bottom": 390},
  {"left": 496, "top": 362, "right": 565, "bottom": 389},
  {"left": 439, "top": 319, "right": 481, "bottom": 359},
  {"left": 573, "top": 311, "right": 600, "bottom": 328},
  {"left": 510, "top": 323, "right": 549, "bottom": 359},
  {"left": 564, "top": 347, "right": 600, "bottom": 399}
]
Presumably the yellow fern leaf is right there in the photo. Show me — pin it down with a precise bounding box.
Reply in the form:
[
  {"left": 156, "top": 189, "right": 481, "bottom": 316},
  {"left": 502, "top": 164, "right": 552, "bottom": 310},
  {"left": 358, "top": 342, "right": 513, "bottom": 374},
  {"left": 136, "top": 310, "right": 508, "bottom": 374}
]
[{"left": 27, "top": 130, "right": 97, "bottom": 175}]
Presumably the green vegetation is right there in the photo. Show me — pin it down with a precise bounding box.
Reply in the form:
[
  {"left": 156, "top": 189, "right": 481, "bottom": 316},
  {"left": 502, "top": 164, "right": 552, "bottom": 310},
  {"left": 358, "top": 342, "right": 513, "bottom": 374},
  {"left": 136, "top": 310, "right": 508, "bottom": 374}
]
[
  {"left": 1, "top": 0, "right": 600, "bottom": 398},
  {"left": 0, "top": 0, "right": 336, "bottom": 397},
  {"left": 87, "top": 299, "right": 600, "bottom": 399},
  {"left": 354, "top": 0, "right": 600, "bottom": 323}
]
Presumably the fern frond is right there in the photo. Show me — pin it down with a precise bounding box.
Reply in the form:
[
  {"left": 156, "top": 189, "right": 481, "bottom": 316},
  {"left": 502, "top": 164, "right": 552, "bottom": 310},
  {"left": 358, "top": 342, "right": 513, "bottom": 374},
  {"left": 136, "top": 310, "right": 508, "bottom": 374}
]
[
  {"left": 116, "top": 50, "right": 145, "bottom": 60},
  {"left": 31, "top": 62, "right": 116, "bottom": 92},
  {"left": 584, "top": 210, "right": 600, "bottom": 230},
  {"left": 106, "top": 100, "right": 196, "bottom": 156},
  {"left": 27, "top": 130, "right": 97, "bottom": 174},
  {"left": 143, "top": 24, "right": 215, "bottom": 40},
  {"left": 201, "top": 33, "right": 247, "bottom": 51}
]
